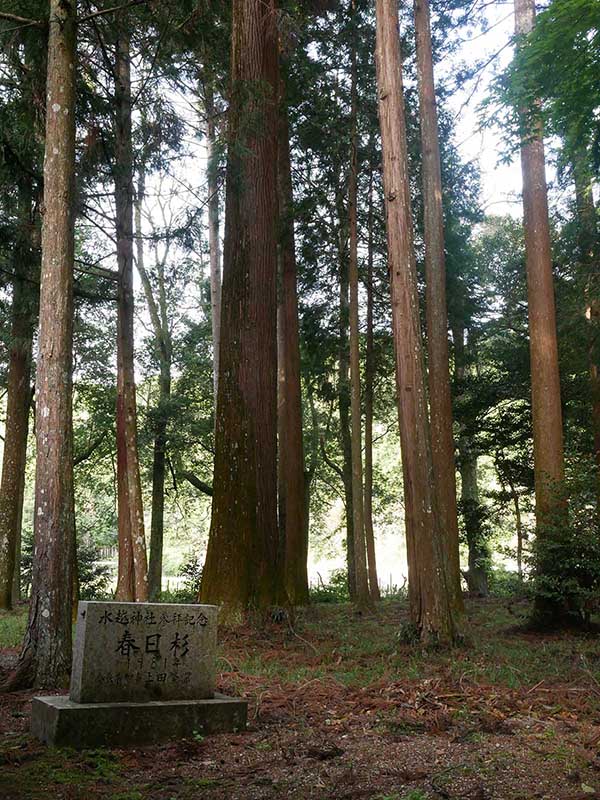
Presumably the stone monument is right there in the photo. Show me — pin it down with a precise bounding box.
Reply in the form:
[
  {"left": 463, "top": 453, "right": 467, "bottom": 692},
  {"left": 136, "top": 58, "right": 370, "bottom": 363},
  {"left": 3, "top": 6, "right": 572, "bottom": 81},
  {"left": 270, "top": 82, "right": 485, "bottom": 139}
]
[{"left": 31, "top": 601, "right": 247, "bottom": 748}]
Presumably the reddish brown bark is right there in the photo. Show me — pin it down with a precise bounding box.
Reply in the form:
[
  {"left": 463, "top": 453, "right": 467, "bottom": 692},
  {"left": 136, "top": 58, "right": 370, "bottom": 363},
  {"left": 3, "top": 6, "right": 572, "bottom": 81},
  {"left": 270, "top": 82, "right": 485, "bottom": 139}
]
[
  {"left": 114, "top": 24, "right": 148, "bottom": 602},
  {"left": 277, "top": 89, "right": 309, "bottom": 606},
  {"left": 375, "top": 0, "right": 457, "bottom": 644},
  {"left": 199, "top": 0, "right": 284, "bottom": 620},
  {"left": 514, "top": 0, "right": 566, "bottom": 623},
  {"left": 364, "top": 167, "right": 381, "bottom": 602},
  {"left": 0, "top": 187, "right": 36, "bottom": 610},
  {"left": 347, "top": 8, "right": 370, "bottom": 609},
  {"left": 414, "top": 0, "right": 463, "bottom": 615},
  {"left": 6, "top": 0, "right": 77, "bottom": 689}
]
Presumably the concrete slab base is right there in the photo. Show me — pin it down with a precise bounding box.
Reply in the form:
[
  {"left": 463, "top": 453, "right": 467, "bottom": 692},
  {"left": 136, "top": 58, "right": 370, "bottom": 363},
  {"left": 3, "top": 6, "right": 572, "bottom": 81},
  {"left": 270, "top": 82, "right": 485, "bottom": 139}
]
[{"left": 31, "top": 693, "right": 248, "bottom": 748}]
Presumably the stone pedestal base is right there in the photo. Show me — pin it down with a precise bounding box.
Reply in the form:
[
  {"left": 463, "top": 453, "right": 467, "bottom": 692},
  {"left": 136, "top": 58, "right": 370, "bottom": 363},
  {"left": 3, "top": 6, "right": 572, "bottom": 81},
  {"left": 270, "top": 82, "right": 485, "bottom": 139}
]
[{"left": 31, "top": 693, "right": 247, "bottom": 748}]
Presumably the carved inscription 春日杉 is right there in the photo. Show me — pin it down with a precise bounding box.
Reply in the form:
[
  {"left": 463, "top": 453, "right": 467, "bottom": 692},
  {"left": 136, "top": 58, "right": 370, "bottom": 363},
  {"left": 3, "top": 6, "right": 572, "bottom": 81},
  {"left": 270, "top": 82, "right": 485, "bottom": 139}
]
[{"left": 92, "top": 608, "right": 210, "bottom": 691}]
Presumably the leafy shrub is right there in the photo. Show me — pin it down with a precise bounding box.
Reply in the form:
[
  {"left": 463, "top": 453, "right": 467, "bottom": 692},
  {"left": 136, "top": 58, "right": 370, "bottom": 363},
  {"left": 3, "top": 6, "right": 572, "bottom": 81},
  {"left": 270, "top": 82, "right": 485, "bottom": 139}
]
[
  {"left": 310, "top": 568, "right": 350, "bottom": 603},
  {"left": 161, "top": 553, "right": 203, "bottom": 603},
  {"left": 487, "top": 567, "right": 527, "bottom": 598},
  {"left": 529, "top": 475, "right": 600, "bottom": 626},
  {"left": 20, "top": 530, "right": 113, "bottom": 600}
]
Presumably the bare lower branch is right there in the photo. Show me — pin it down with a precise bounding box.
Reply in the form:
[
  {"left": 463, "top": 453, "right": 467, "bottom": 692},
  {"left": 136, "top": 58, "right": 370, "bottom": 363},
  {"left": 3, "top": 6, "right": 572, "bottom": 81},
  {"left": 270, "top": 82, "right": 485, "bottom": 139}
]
[
  {"left": 181, "top": 471, "right": 213, "bottom": 497},
  {"left": 78, "top": 0, "right": 148, "bottom": 23},
  {"left": 0, "top": 12, "right": 43, "bottom": 27}
]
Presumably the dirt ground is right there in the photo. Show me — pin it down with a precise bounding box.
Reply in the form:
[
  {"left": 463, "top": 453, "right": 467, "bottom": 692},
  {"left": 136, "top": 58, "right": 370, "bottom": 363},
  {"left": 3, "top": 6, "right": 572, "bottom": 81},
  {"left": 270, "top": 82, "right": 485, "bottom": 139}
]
[{"left": 1, "top": 599, "right": 600, "bottom": 800}]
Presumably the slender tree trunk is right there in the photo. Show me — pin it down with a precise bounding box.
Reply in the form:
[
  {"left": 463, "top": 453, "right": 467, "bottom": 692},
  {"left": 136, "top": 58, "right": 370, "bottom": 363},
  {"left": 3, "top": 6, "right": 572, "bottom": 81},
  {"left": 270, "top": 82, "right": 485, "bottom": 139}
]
[
  {"left": 514, "top": 0, "right": 567, "bottom": 625},
  {"left": 508, "top": 479, "right": 523, "bottom": 580},
  {"left": 347, "top": 11, "right": 370, "bottom": 608},
  {"left": 277, "top": 87, "right": 309, "bottom": 606},
  {"left": 414, "top": 0, "right": 463, "bottom": 615},
  {"left": 453, "top": 322, "right": 488, "bottom": 596},
  {"left": 375, "top": 0, "right": 457, "bottom": 644},
  {"left": 364, "top": 167, "right": 381, "bottom": 602},
  {"left": 134, "top": 171, "right": 172, "bottom": 601},
  {"left": 336, "top": 182, "right": 356, "bottom": 599},
  {"left": 199, "top": 0, "right": 284, "bottom": 620},
  {"left": 459, "top": 452, "right": 488, "bottom": 596},
  {"left": 572, "top": 153, "right": 600, "bottom": 510},
  {"left": 114, "top": 24, "right": 148, "bottom": 602},
  {"left": 205, "top": 81, "right": 222, "bottom": 404},
  {"left": 5, "top": 0, "right": 77, "bottom": 689},
  {"left": 0, "top": 186, "right": 36, "bottom": 610}
]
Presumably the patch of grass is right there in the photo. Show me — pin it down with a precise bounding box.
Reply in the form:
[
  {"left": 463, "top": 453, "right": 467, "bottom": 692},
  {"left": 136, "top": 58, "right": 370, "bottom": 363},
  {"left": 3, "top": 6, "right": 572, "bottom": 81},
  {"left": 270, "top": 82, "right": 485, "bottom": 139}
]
[
  {"left": 113, "top": 793, "right": 144, "bottom": 800},
  {"left": 0, "top": 605, "right": 28, "bottom": 648},
  {"left": 0, "top": 746, "right": 123, "bottom": 799},
  {"left": 185, "top": 777, "right": 220, "bottom": 788}
]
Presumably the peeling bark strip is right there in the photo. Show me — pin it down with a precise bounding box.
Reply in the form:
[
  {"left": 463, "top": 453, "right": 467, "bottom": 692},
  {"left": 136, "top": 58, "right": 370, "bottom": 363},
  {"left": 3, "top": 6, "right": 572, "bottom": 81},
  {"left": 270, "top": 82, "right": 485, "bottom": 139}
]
[
  {"left": 7, "top": 0, "right": 77, "bottom": 689},
  {"left": 414, "top": 0, "right": 463, "bottom": 615},
  {"left": 278, "top": 87, "right": 309, "bottom": 606},
  {"left": 375, "top": 0, "right": 457, "bottom": 644},
  {"left": 514, "top": 0, "right": 566, "bottom": 621},
  {"left": 114, "top": 22, "right": 148, "bottom": 602},
  {"left": 200, "top": 0, "right": 284, "bottom": 619}
]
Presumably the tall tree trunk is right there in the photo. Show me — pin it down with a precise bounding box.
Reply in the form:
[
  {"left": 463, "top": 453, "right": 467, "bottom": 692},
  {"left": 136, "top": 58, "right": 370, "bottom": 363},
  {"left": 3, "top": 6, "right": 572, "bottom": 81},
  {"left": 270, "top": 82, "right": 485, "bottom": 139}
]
[
  {"left": 414, "top": 0, "right": 463, "bottom": 615},
  {"left": 572, "top": 153, "right": 600, "bottom": 510},
  {"left": 135, "top": 171, "right": 172, "bottom": 601},
  {"left": 347, "top": 9, "right": 370, "bottom": 608},
  {"left": 199, "top": 0, "right": 283, "bottom": 620},
  {"left": 277, "top": 87, "right": 309, "bottom": 606},
  {"left": 364, "top": 166, "right": 381, "bottom": 601},
  {"left": 0, "top": 186, "right": 36, "bottom": 611},
  {"left": 510, "top": 479, "right": 523, "bottom": 580},
  {"left": 514, "top": 0, "right": 567, "bottom": 625},
  {"left": 453, "top": 323, "right": 488, "bottom": 596},
  {"left": 5, "top": 0, "right": 77, "bottom": 689},
  {"left": 375, "top": 0, "right": 457, "bottom": 644},
  {"left": 336, "top": 182, "right": 356, "bottom": 599},
  {"left": 114, "top": 24, "right": 148, "bottom": 602},
  {"left": 459, "top": 451, "right": 488, "bottom": 596},
  {"left": 204, "top": 81, "right": 222, "bottom": 405}
]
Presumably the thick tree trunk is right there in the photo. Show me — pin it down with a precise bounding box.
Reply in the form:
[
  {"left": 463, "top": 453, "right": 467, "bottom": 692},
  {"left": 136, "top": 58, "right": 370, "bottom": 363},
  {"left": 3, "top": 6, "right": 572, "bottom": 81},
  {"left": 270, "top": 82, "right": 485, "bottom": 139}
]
[
  {"left": 277, "top": 89, "right": 309, "bottom": 606},
  {"left": 414, "top": 0, "right": 463, "bottom": 615},
  {"left": 5, "top": 0, "right": 77, "bottom": 689},
  {"left": 0, "top": 187, "right": 36, "bottom": 610},
  {"left": 347, "top": 16, "right": 370, "bottom": 609},
  {"left": 364, "top": 167, "right": 381, "bottom": 602},
  {"left": 204, "top": 81, "right": 222, "bottom": 404},
  {"left": 375, "top": 0, "right": 457, "bottom": 644},
  {"left": 514, "top": 0, "right": 567, "bottom": 625},
  {"left": 199, "top": 0, "right": 284, "bottom": 620},
  {"left": 114, "top": 25, "right": 148, "bottom": 602}
]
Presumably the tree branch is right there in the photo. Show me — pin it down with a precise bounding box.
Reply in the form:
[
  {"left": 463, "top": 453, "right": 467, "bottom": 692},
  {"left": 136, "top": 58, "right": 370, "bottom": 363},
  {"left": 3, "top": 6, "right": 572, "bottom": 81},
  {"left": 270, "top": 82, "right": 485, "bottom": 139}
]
[
  {"left": 181, "top": 471, "right": 213, "bottom": 497},
  {"left": 320, "top": 435, "right": 344, "bottom": 480},
  {"left": 78, "top": 0, "right": 148, "bottom": 23},
  {"left": 0, "top": 12, "right": 43, "bottom": 27},
  {"left": 74, "top": 432, "right": 107, "bottom": 467}
]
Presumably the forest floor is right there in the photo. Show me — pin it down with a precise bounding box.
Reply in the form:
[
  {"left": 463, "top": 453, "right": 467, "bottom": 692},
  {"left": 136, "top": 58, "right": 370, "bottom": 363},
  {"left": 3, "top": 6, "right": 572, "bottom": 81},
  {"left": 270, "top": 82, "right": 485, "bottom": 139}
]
[{"left": 1, "top": 598, "right": 600, "bottom": 800}]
